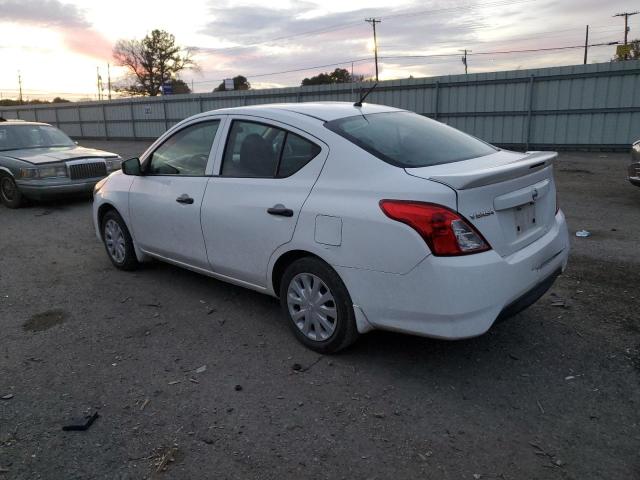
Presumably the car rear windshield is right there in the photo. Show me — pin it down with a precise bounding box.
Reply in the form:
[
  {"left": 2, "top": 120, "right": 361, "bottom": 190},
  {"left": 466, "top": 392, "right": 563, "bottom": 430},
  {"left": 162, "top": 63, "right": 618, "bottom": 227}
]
[
  {"left": 0, "top": 125, "right": 75, "bottom": 151},
  {"left": 324, "top": 111, "right": 497, "bottom": 168}
]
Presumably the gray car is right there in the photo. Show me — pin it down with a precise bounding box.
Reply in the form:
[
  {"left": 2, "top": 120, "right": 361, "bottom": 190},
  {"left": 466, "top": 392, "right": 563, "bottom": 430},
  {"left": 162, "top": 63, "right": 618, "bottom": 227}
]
[
  {"left": 629, "top": 140, "right": 640, "bottom": 187},
  {"left": 0, "top": 120, "right": 121, "bottom": 208}
]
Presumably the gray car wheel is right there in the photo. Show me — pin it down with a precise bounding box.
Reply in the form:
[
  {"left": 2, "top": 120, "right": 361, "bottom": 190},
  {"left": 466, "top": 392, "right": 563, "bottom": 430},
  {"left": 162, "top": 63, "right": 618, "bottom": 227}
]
[
  {"left": 101, "top": 210, "right": 139, "bottom": 271},
  {"left": 280, "top": 257, "right": 359, "bottom": 353},
  {"left": 0, "top": 173, "right": 24, "bottom": 208}
]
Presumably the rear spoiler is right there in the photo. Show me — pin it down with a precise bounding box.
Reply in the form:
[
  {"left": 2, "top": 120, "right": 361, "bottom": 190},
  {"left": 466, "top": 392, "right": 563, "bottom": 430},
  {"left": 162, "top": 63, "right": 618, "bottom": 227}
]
[{"left": 417, "top": 151, "right": 557, "bottom": 190}]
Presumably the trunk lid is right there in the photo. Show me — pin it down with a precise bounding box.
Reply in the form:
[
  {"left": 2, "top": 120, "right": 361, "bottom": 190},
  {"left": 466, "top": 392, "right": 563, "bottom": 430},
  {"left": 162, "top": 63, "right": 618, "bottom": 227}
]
[{"left": 405, "top": 150, "right": 558, "bottom": 257}]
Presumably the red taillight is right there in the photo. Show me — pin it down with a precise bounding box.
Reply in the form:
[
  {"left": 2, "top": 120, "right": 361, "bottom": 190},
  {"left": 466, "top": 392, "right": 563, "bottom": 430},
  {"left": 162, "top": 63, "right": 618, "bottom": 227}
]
[{"left": 379, "top": 200, "right": 491, "bottom": 256}]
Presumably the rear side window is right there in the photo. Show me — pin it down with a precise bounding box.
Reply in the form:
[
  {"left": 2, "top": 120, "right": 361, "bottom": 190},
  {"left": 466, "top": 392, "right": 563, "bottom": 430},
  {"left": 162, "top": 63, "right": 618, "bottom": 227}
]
[
  {"left": 324, "top": 111, "right": 497, "bottom": 168},
  {"left": 279, "top": 133, "right": 321, "bottom": 177},
  {"left": 221, "top": 120, "right": 321, "bottom": 178}
]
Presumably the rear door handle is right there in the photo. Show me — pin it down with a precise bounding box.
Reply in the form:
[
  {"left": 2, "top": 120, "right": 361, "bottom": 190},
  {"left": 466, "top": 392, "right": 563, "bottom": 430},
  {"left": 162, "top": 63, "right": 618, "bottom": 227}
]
[
  {"left": 267, "top": 204, "right": 294, "bottom": 217},
  {"left": 176, "top": 194, "right": 194, "bottom": 205}
]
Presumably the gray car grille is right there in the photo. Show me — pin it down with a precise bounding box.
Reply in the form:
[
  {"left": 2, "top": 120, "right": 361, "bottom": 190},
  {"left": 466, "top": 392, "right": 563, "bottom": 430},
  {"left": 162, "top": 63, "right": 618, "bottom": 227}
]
[{"left": 68, "top": 162, "right": 107, "bottom": 180}]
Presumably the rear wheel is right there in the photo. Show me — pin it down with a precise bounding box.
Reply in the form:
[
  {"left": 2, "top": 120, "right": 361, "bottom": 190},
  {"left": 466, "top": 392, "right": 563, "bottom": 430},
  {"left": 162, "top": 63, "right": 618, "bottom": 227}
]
[
  {"left": 0, "top": 173, "right": 23, "bottom": 208},
  {"left": 280, "top": 257, "right": 359, "bottom": 353},
  {"left": 101, "top": 210, "right": 139, "bottom": 271}
]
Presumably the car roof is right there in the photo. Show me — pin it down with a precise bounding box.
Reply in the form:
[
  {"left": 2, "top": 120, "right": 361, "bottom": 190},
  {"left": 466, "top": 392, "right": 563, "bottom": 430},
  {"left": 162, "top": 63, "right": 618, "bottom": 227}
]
[{"left": 210, "top": 102, "right": 404, "bottom": 122}]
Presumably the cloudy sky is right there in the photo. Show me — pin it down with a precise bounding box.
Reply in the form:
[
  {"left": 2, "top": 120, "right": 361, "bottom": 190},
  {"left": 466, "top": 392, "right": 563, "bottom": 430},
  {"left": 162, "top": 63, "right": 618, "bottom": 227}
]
[{"left": 0, "top": 0, "right": 636, "bottom": 100}]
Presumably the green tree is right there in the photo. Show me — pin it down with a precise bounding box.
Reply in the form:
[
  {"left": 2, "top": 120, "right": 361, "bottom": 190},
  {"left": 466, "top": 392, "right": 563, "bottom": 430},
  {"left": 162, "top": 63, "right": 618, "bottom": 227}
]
[
  {"left": 170, "top": 79, "right": 191, "bottom": 94},
  {"left": 214, "top": 75, "right": 250, "bottom": 92},
  {"left": 613, "top": 39, "right": 640, "bottom": 61},
  {"left": 301, "top": 68, "right": 360, "bottom": 86},
  {"left": 113, "top": 29, "right": 196, "bottom": 96}
]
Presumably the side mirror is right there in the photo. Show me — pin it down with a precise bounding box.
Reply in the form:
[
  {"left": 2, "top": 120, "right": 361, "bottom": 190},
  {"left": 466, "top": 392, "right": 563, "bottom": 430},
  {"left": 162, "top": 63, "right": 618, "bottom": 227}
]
[{"left": 121, "top": 157, "right": 142, "bottom": 176}]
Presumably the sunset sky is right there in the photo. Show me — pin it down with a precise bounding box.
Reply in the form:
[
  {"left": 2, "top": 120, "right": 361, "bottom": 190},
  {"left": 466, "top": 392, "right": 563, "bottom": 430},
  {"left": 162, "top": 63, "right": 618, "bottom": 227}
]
[{"left": 0, "top": 0, "right": 637, "bottom": 101}]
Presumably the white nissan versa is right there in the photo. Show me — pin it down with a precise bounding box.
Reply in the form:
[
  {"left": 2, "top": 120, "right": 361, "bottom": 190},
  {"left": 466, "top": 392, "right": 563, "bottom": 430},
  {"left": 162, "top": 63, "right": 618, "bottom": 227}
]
[{"left": 93, "top": 102, "right": 569, "bottom": 353}]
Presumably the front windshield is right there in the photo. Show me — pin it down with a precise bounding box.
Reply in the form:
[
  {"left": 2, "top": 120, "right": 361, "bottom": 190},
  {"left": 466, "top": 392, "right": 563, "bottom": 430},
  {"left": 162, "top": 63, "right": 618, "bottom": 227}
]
[
  {"left": 325, "top": 111, "right": 497, "bottom": 168},
  {"left": 0, "top": 124, "right": 75, "bottom": 151}
]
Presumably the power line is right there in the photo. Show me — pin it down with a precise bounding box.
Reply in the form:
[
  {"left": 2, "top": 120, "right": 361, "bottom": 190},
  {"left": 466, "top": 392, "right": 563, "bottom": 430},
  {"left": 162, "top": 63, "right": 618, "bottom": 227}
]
[{"left": 192, "top": 0, "right": 537, "bottom": 57}]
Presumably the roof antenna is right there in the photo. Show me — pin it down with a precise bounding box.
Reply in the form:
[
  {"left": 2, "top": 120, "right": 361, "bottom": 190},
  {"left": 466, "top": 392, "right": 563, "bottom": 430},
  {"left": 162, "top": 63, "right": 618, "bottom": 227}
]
[{"left": 354, "top": 83, "right": 378, "bottom": 107}]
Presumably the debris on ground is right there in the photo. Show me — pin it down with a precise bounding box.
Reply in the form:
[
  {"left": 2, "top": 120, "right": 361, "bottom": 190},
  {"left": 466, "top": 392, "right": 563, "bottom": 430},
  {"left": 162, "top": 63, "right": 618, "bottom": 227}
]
[
  {"left": 168, "top": 380, "right": 181, "bottom": 385},
  {"left": 140, "top": 398, "right": 150, "bottom": 411},
  {"left": 1, "top": 394, "right": 14, "bottom": 400},
  {"left": 195, "top": 365, "right": 206, "bottom": 374},
  {"left": 234, "top": 384, "right": 243, "bottom": 391},
  {"left": 575, "top": 230, "right": 591, "bottom": 238},
  {"left": 291, "top": 356, "right": 323, "bottom": 373},
  {"left": 551, "top": 299, "right": 569, "bottom": 308},
  {"left": 151, "top": 443, "right": 180, "bottom": 473},
  {"left": 62, "top": 411, "right": 99, "bottom": 431}
]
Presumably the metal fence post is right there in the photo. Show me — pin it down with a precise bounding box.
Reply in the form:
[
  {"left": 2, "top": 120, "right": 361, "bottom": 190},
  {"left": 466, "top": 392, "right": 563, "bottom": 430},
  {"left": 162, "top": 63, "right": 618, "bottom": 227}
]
[
  {"left": 434, "top": 81, "right": 440, "bottom": 120},
  {"left": 53, "top": 107, "right": 59, "bottom": 128},
  {"left": 162, "top": 98, "right": 168, "bottom": 131},
  {"left": 78, "top": 106, "right": 84, "bottom": 138},
  {"left": 525, "top": 75, "right": 535, "bottom": 151},
  {"left": 33, "top": 108, "right": 38, "bottom": 122},
  {"left": 129, "top": 101, "right": 137, "bottom": 140},
  {"left": 101, "top": 103, "right": 109, "bottom": 140},
  {"left": 199, "top": 96, "right": 204, "bottom": 113}
]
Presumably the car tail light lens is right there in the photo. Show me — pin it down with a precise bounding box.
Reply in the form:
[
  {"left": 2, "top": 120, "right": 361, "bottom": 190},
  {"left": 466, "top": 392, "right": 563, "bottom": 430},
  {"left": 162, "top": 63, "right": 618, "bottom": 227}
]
[{"left": 379, "top": 200, "right": 491, "bottom": 256}]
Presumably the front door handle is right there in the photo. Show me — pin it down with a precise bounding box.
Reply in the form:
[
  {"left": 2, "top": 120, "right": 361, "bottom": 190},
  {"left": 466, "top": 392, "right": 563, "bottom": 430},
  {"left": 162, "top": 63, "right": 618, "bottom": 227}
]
[
  {"left": 176, "top": 194, "right": 194, "bottom": 205},
  {"left": 267, "top": 204, "right": 294, "bottom": 217}
]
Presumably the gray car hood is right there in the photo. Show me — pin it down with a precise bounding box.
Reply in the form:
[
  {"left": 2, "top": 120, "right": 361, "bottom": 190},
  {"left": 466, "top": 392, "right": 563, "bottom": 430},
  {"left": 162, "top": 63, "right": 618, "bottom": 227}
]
[{"left": 2, "top": 145, "right": 118, "bottom": 165}]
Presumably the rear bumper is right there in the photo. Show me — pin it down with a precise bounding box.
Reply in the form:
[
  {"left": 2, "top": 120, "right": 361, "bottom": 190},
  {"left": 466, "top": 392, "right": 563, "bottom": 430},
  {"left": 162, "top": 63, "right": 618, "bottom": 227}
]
[
  {"left": 16, "top": 179, "right": 101, "bottom": 199},
  {"left": 337, "top": 210, "right": 570, "bottom": 339}
]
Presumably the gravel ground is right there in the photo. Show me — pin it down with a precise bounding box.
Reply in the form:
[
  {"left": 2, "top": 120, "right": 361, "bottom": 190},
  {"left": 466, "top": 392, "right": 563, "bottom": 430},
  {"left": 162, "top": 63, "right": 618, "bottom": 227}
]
[{"left": 1, "top": 142, "right": 639, "bottom": 480}]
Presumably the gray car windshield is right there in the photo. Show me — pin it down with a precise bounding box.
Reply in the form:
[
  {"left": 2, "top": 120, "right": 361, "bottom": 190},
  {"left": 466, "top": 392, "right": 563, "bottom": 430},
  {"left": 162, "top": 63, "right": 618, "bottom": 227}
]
[
  {"left": 0, "top": 125, "right": 75, "bottom": 151},
  {"left": 324, "top": 111, "right": 497, "bottom": 168}
]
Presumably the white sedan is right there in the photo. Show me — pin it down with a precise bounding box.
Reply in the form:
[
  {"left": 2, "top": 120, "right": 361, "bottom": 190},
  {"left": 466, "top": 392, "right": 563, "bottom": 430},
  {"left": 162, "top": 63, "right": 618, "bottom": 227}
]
[{"left": 93, "top": 102, "right": 569, "bottom": 353}]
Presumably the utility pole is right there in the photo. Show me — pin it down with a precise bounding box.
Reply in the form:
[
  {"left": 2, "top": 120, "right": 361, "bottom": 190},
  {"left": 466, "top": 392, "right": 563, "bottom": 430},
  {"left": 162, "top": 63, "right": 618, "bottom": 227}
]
[
  {"left": 18, "top": 71, "right": 23, "bottom": 105},
  {"left": 460, "top": 49, "right": 471, "bottom": 74},
  {"left": 583, "top": 25, "right": 589, "bottom": 64},
  {"left": 107, "top": 63, "right": 112, "bottom": 100},
  {"left": 614, "top": 11, "right": 639, "bottom": 45},
  {"left": 365, "top": 18, "right": 381, "bottom": 81},
  {"left": 97, "top": 66, "right": 104, "bottom": 101}
]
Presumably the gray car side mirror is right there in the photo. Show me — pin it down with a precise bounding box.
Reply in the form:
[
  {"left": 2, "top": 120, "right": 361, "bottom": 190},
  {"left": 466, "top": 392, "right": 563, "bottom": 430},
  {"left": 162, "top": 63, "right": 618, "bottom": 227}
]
[{"left": 121, "top": 157, "right": 142, "bottom": 176}]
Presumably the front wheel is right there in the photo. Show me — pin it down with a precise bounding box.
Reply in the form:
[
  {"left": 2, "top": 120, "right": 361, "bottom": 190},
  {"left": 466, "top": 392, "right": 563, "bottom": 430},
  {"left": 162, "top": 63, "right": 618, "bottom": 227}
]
[
  {"left": 280, "top": 257, "right": 359, "bottom": 353},
  {"left": 0, "top": 174, "right": 23, "bottom": 208},
  {"left": 101, "top": 210, "right": 139, "bottom": 271}
]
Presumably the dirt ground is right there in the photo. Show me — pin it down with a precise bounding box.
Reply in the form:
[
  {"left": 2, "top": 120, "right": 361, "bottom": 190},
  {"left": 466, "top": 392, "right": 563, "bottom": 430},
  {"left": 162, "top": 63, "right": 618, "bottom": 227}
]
[{"left": 1, "top": 143, "right": 639, "bottom": 480}]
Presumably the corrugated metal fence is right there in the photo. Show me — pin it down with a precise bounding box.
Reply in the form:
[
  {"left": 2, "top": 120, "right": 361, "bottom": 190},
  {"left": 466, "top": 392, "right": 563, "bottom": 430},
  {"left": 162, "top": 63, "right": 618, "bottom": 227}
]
[{"left": 2, "top": 60, "right": 639, "bottom": 149}]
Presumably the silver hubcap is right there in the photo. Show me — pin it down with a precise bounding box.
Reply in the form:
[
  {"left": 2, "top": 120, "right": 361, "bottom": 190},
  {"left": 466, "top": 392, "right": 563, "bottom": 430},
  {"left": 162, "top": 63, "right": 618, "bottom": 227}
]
[
  {"left": 104, "top": 219, "right": 126, "bottom": 263},
  {"left": 287, "top": 273, "right": 337, "bottom": 341}
]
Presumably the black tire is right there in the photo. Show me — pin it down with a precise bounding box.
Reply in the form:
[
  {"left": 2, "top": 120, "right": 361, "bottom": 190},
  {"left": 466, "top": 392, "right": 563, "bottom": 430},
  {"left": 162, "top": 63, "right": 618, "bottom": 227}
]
[
  {"left": 279, "top": 257, "right": 359, "bottom": 353},
  {"left": 0, "top": 173, "right": 24, "bottom": 208},
  {"left": 101, "top": 209, "right": 139, "bottom": 271}
]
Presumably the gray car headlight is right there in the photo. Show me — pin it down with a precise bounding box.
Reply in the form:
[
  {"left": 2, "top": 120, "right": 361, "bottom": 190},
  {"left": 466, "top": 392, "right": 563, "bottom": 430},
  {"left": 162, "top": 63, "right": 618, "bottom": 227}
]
[
  {"left": 19, "top": 164, "right": 68, "bottom": 179},
  {"left": 105, "top": 157, "right": 122, "bottom": 172}
]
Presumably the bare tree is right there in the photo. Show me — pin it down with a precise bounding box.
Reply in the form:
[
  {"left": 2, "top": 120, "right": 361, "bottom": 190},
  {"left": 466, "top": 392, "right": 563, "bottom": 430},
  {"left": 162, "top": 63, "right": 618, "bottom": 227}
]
[{"left": 113, "top": 30, "right": 196, "bottom": 96}]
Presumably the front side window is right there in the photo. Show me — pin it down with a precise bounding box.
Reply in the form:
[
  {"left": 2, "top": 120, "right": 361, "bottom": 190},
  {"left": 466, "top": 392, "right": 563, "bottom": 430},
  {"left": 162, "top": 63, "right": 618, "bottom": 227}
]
[
  {"left": 325, "top": 111, "right": 497, "bottom": 168},
  {"left": 221, "top": 120, "right": 321, "bottom": 178},
  {"left": 0, "top": 125, "right": 75, "bottom": 151},
  {"left": 147, "top": 120, "right": 219, "bottom": 176}
]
